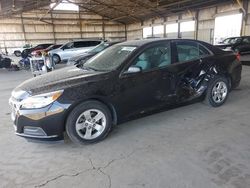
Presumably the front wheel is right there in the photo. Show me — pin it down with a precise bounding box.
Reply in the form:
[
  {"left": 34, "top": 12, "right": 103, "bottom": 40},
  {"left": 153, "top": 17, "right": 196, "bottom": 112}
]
[
  {"left": 52, "top": 54, "right": 60, "bottom": 64},
  {"left": 66, "top": 101, "right": 112, "bottom": 144},
  {"left": 204, "top": 76, "right": 229, "bottom": 107}
]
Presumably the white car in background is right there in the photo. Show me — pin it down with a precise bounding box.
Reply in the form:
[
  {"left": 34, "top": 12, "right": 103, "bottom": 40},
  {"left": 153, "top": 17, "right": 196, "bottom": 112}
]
[
  {"left": 9, "top": 44, "right": 32, "bottom": 57},
  {"left": 48, "top": 39, "right": 103, "bottom": 64}
]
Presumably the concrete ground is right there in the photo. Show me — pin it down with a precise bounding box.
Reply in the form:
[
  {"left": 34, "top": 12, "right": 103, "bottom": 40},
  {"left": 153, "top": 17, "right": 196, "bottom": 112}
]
[{"left": 0, "top": 65, "right": 250, "bottom": 188}]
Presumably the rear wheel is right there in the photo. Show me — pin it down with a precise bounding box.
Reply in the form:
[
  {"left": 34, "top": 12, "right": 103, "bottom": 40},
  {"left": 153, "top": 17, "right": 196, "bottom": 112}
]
[
  {"left": 204, "top": 76, "right": 229, "bottom": 107},
  {"left": 66, "top": 101, "right": 112, "bottom": 144}
]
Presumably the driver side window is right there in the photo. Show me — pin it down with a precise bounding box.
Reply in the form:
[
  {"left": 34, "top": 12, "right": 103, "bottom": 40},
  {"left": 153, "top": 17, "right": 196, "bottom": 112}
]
[
  {"left": 131, "top": 43, "right": 171, "bottom": 71},
  {"left": 63, "top": 42, "right": 74, "bottom": 50}
]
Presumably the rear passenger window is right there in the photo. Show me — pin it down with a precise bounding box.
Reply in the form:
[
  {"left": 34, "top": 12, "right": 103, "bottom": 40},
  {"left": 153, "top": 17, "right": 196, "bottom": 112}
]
[
  {"left": 74, "top": 41, "right": 87, "bottom": 48},
  {"left": 199, "top": 45, "right": 211, "bottom": 56},
  {"left": 88, "top": 41, "right": 101, "bottom": 46},
  {"left": 242, "top": 37, "right": 250, "bottom": 44},
  {"left": 74, "top": 41, "right": 101, "bottom": 48},
  {"left": 176, "top": 41, "right": 210, "bottom": 63}
]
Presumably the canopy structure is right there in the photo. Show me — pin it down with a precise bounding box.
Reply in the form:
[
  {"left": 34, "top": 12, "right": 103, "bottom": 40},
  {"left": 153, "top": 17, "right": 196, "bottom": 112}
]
[{"left": 0, "top": 0, "right": 233, "bottom": 23}]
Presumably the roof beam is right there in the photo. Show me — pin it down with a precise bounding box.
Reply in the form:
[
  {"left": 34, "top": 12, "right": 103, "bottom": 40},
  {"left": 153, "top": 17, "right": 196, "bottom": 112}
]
[
  {"left": 39, "top": 0, "right": 63, "bottom": 21},
  {"left": 90, "top": 0, "right": 142, "bottom": 22},
  {"left": 131, "top": 0, "right": 165, "bottom": 18},
  {"left": 66, "top": 0, "right": 125, "bottom": 24}
]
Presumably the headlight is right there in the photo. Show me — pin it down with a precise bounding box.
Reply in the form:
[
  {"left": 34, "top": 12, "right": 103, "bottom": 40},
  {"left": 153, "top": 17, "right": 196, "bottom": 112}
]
[{"left": 21, "top": 90, "right": 63, "bottom": 109}]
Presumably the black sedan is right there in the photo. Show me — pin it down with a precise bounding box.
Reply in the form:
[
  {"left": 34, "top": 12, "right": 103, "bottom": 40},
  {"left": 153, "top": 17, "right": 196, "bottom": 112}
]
[
  {"left": 215, "top": 36, "right": 250, "bottom": 51},
  {"left": 67, "top": 41, "right": 122, "bottom": 66},
  {"left": 9, "top": 39, "right": 242, "bottom": 144}
]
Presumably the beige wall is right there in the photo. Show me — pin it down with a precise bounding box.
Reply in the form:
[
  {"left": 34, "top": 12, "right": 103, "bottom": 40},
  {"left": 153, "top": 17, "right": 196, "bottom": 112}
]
[
  {"left": 127, "top": 1, "right": 250, "bottom": 43},
  {"left": 1, "top": 1, "right": 250, "bottom": 53},
  {"left": 0, "top": 10, "right": 126, "bottom": 52}
]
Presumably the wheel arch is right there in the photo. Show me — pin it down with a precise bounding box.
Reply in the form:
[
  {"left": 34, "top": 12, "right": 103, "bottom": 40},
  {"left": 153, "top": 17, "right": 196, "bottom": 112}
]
[
  {"left": 63, "top": 97, "right": 118, "bottom": 131},
  {"left": 52, "top": 53, "right": 61, "bottom": 63}
]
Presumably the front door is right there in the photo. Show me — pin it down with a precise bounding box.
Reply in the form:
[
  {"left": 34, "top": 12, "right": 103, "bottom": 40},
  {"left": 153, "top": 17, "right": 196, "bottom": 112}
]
[{"left": 117, "top": 42, "right": 175, "bottom": 117}]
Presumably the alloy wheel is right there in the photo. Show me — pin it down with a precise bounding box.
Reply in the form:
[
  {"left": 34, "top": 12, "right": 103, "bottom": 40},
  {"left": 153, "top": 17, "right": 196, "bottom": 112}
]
[
  {"left": 75, "top": 109, "right": 107, "bottom": 140},
  {"left": 212, "top": 81, "right": 228, "bottom": 103}
]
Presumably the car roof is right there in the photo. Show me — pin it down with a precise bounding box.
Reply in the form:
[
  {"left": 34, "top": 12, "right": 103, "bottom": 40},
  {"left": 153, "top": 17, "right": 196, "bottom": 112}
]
[
  {"left": 71, "top": 39, "right": 103, "bottom": 42},
  {"left": 118, "top": 38, "right": 168, "bottom": 46},
  {"left": 105, "top": 41, "right": 124, "bottom": 45},
  {"left": 118, "top": 38, "right": 211, "bottom": 47}
]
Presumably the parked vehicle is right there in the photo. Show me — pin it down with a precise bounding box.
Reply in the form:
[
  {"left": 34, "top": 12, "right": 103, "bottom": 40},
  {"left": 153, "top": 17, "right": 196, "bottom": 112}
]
[
  {"left": 9, "top": 39, "right": 242, "bottom": 144},
  {"left": 22, "top": 43, "right": 54, "bottom": 57},
  {"left": 12, "top": 44, "right": 32, "bottom": 57},
  {"left": 0, "top": 54, "right": 11, "bottom": 68},
  {"left": 215, "top": 36, "right": 250, "bottom": 51},
  {"left": 67, "top": 41, "right": 123, "bottom": 66},
  {"left": 216, "top": 36, "right": 250, "bottom": 64},
  {"left": 31, "top": 44, "right": 62, "bottom": 57},
  {"left": 48, "top": 39, "right": 103, "bottom": 64},
  {"left": 235, "top": 44, "right": 250, "bottom": 65}
]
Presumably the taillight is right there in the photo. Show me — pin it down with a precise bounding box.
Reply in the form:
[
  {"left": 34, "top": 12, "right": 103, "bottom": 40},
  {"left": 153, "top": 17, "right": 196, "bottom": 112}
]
[{"left": 236, "top": 52, "right": 241, "bottom": 61}]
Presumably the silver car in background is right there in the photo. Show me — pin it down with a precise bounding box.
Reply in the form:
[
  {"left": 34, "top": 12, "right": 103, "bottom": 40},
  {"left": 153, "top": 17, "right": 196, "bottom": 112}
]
[{"left": 48, "top": 39, "right": 103, "bottom": 64}]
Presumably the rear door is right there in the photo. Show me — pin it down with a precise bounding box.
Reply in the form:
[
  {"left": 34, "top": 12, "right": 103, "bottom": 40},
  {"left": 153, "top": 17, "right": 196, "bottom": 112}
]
[{"left": 170, "top": 40, "right": 212, "bottom": 102}]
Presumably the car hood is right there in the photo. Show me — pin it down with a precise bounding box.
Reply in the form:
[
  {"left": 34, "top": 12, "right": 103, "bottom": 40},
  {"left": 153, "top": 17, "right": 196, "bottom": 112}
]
[{"left": 14, "top": 66, "right": 109, "bottom": 96}]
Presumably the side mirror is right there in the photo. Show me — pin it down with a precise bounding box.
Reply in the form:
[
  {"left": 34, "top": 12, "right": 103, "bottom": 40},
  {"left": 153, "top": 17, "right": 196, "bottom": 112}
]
[{"left": 124, "top": 65, "right": 142, "bottom": 74}]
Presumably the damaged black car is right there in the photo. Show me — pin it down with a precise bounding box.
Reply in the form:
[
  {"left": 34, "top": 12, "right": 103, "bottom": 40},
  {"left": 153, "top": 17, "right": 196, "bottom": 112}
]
[{"left": 9, "top": 39, "right": 242, "bottom": 144}]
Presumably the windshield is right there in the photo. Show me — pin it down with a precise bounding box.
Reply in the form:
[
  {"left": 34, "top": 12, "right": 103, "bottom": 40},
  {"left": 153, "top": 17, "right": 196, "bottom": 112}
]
[
  {"left": 83, "top": 45, "right": 137, "bottom": 71},
  {"left": 90, "top": 43, "right": 110, "bottom": 53},
  {"left": 62, "top": 42, "right": 74, "bottom": 50},
  {"left": 47, "top": 44, "right": 61, "bottom": 50}
]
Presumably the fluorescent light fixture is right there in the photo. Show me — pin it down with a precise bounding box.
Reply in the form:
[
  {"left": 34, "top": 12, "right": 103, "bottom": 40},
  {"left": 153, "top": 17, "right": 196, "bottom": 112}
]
[{"left": 50, "top": 0, "right": 79, "bottom": 11}]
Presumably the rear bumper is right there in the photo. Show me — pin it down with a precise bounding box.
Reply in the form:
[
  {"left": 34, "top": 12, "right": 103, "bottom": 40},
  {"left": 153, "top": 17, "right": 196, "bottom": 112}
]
[{"left": 231, "top": 63, "right": 242, "bottom": 89}]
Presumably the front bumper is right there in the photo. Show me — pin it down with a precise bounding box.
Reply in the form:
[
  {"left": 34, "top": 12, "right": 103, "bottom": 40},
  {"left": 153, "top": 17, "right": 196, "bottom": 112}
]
[{"left": 9, "top": 99, "right": 68, "bottom": 141}]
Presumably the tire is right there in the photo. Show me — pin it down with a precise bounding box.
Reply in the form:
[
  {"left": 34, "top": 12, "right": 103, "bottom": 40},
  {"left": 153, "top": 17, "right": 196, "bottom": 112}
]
[
  {"left": 14, "top": 51, "right": 21, "bottom": 57},
  {"left": 204, "top": 76, "right": 229, "bottom": 107},
  {"left": 66, "top": 100, "right": 112, "bottom": 144},
  {"left": 52, "top": 54, "right": 60, "bottom": 64}
]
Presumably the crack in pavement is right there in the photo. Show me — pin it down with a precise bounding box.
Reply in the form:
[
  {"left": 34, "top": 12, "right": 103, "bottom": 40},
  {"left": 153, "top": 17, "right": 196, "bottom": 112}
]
[
  {"left": 34, "top": 145, "right": 152, "bottom": 188},
  {"left": 34, "top": 168, "right": 94, "bottom": 188}
]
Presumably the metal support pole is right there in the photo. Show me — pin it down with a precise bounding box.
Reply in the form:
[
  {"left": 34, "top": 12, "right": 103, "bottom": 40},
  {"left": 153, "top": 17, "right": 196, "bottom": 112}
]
[
  {"left": 21, "top": 13, "right": 27, "bottom": 43},
  {"left": 102, "top": 17, "right": 105, "bottom": 40},
  {"left": 78, "top": 11, "right": 83, "bottom": 39},
  {"left": 50, "top": 12, "right": 56, "bottom": 43}
]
